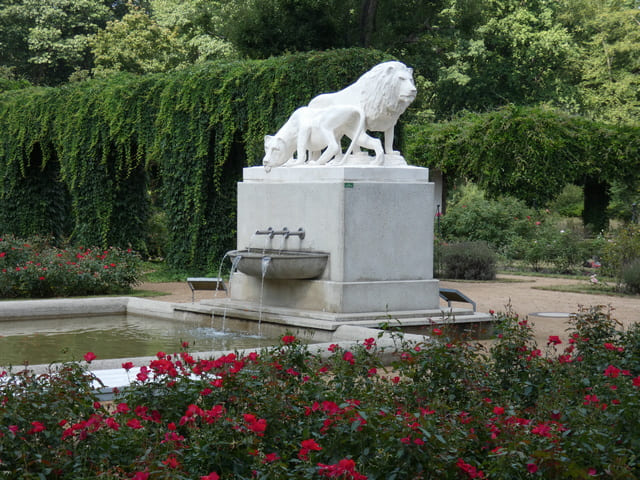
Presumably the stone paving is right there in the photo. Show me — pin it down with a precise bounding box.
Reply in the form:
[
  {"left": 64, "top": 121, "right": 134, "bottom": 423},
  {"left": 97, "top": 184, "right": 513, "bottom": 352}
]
[{"left": 138, "top": 274, "right": 640, "bottom": 346}]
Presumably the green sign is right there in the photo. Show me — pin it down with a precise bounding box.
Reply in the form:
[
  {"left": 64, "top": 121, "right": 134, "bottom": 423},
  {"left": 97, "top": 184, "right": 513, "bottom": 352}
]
[{"left": 344, "top": 182, "right": 354, "bottom": 188}]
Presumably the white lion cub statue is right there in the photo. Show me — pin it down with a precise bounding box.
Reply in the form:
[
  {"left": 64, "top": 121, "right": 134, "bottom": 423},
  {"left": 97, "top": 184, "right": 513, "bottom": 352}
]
[{"left": 262, "top": 105, "right": 383, "bottom": 172}]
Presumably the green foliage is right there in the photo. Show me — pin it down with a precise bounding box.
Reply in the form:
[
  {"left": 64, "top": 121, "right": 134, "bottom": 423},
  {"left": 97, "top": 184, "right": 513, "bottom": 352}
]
[
  {"left": 440, "top": 183, "right": 598, "bottom": 274},
  {"left": 430, "top": 0, "right": 579, "bottom": 117},
  {"left": 144, "top": 210, "right": 169, "bottom": 259},
  {"left": 0, "top": 363, "right": 100, "bottom": 477},
  {"left": 222, "top": 0, "right": 358, "bottom": 58},
  {"left": 508, "top": 222, "right": 590, "bottom": 273},
  {"left": 141, "top": 259, "right": 192, "bottom": 282},
  {"left": 562, "top": 1, "right": 640, "bottom": 124},
  {"left": 1, "top": 0, "right": 639, "bottom": 135},
  {"left": 439, "top": 183, "right": 535, "bottom": 251},
  {"left": 490, "top": 309, "right": 547, "bottom": 407},
  {"left": 0, "top": 0, "right": 114, "bottom": 85},
  {"left": 0, "top": 234, "right": 141, "bottom": 298},
  {"left": 607, "top": 180, "right": 640, "bottom": 222},
  {"left": 409, "top": 105, "right": 639, "bottom": 202},
  {"left": 439, "top": 241, "right": 497, "bottom": 280},
  {"left": 549, "top": 183, "right": 584, "bottom": 217},
  {"left": 90, "top": 0, "right": 236, "bottom": 77},
  {"left": 621, "top": 259, "right": 640, "bottom": 294},
  {"left": 406, "top": 105, "right": 640, "bottom": 227},
  {"left": 0, "top": 49, "right": 390, "bottom": 272},
  {"left": 149, "top": 0, "right": 236, "bottom": 63},
  {"left": 0, "top": 143, "right": 73, "bottom": 239},
  {"left": 91, "top": 7, "right": 188, "bottom": 76},
  {"left": 601, "top": 223, "right": 640, "bottom": 287},
  {"left": 0, "top": 69, "right": 31, "bottom": 93}
]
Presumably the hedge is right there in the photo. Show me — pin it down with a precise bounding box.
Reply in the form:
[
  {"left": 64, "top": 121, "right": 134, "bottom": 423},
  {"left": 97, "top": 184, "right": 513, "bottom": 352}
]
[{"left": 0, "top": 48, "right": 390, "bottom": 272}]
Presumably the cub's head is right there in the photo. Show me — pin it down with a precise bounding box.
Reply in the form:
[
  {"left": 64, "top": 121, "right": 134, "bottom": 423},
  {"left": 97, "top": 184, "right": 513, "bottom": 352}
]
[{"left": 262, "top": 135, "right": 289, "bottom": 172}]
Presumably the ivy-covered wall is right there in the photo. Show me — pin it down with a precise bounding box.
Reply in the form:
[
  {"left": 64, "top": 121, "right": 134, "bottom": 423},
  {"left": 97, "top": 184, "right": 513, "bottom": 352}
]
[
  {"left": 406, "top": 105, "right": 640, "bottom": 231},
  {"left": 0, "top": 48, "right": 390, "bottom": 271}
]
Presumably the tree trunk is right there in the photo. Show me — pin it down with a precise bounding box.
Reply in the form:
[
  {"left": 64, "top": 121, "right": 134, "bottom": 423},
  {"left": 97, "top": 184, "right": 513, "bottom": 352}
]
[
  {"left": 583, "top": 176, "right": 610, "bottom": 233},
  {"left": 359, "top": 0, "right": 378, "bottom": 47}
]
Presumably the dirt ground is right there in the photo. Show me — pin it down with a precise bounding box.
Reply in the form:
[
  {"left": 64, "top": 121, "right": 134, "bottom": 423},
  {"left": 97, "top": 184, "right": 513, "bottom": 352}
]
[{"left": 137, "top": 274, "right": 640, "bottom": 346}]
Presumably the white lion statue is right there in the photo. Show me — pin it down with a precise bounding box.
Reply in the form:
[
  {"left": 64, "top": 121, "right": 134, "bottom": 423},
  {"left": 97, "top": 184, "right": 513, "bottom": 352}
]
[
  {"left": 308, "top": 61, "right": 417, "bottom": 157},
  {"left": 262, "top": 105, "right": 383, "bottom": 172}
]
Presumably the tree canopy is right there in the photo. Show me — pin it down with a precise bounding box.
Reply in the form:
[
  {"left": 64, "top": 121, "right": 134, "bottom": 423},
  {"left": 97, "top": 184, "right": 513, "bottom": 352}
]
[
  {"left": 2, "top": 0, "right": 639, "bottom": 124},
  {"left": 1, "top": 0, "right": 639, "bottom": 249},
  {"left": 0, "top": 0, "right": 113, "bottom": 85}
]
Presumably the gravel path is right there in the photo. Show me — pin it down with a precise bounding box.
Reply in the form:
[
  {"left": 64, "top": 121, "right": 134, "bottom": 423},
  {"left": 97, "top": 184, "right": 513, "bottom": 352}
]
[
  {"left": 137, "top": 274, "right": 639, "bottom": 346},
  {"left": 440, "top": 274, "right": 639, "bottom": 344}
]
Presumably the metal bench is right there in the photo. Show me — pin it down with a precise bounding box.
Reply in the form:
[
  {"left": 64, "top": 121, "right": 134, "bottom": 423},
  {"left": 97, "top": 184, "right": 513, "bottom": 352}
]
[
  {"left": 186, "top": 277, "right": 227, "bottom": 303},
  {"left": 439, "top": 288, "right": 476, "bottom": 312}
]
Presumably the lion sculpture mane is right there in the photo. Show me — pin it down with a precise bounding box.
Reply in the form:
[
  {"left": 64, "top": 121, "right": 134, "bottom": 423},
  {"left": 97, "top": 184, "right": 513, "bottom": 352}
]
[{"left": 308, "top": 61, "right": 417, "bottom": 157}]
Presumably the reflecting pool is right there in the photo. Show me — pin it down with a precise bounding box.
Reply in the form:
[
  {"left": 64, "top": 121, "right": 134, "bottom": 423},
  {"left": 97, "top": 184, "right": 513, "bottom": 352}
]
[{"left": 0, "top": 314, "right": 278, "bottom": 366}]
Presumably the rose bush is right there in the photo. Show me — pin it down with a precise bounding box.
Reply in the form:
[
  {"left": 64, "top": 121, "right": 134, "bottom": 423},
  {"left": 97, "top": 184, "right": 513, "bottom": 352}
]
[
  {"left": 0, "top": 234, "right": 141, "bottom": 298},
  {"left": 1, "top": 306, "right": 639, "bottom": 478}
]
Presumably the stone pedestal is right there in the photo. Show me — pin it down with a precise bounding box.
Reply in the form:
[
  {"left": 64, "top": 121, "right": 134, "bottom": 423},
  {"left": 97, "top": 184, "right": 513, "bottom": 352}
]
[{"left": 230, "top": 165, "right": 439, "bottom": 315}]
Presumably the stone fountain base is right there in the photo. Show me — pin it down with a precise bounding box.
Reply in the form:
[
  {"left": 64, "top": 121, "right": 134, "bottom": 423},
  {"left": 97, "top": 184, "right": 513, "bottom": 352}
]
[
  {"left": 187, "top": 298, "right": 494, "bottom": 340},
  {"left": 196, "top": 165, "right": 492, "bottom": 333},
  {"left": 231, "top": 165, "right": 439, "bottom": 317},
  {"left": 185, "top": 165, "right": 495, "bottom": 334},
  {"left": 228, "top": 273, "right": 439, "bottom": 314},
  {"left": 199, "top": 298, "right": 490, "bottom": 327}
]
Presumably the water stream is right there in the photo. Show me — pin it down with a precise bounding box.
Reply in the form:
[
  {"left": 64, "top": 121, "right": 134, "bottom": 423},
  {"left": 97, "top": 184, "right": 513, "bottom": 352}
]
[
  {"left": 246, "top": 232, "right": 258, "bottom": 252},
  {"left": 215, "top": 252, "right": 230, "bottom": 290},
  {"left": 258, "top": 256, "right": 272, "bottom": 335},
  {"left": 210, "top": 252, "right": 231, "bottom": 333}
]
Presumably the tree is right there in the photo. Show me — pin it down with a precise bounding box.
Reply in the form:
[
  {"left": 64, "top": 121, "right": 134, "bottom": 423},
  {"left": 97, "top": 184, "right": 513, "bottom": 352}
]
[
  {"left": 221, "top": 0, "right": 359, "bottom": 58},
  {"left": 150, "top": 0, "right": 236, "bottom": 63},
  {"left": 91, "top": 1, "right": 235, "bottom": 76},
  {"left": 0, "top": 0, "right": 114, "bottom": 85},
  {"left": 91, "top": 8, "right": 187, "bottom": 75},
  {"left": 427, "top": 0, "right": 579, "bottom": 118},
  {"left": 0, "top": 0, "right": 31, "bottom": 79},
  {"left": 406, "top": 105, "right": 640, "bottom": 231},
  {"left": 566, "top": 2, "right": 640, "bottom": 124}
]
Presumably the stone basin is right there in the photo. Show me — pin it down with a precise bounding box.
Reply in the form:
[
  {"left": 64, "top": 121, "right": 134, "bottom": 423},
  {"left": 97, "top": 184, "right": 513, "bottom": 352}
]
[{"left": 228, "top": 249, "right": 329, "bottom": 280}]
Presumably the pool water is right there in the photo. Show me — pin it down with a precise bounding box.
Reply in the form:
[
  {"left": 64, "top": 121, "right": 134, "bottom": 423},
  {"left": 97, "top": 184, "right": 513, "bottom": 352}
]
[{"left": 0, "top": 314, "right": 278, "bottom": 366}]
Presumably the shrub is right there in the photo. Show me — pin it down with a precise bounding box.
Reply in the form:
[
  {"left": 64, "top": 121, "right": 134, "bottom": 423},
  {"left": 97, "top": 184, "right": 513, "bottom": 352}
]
[
  {"left": 602, "top": 223, "right": 640, "bottom": 290},
  {"left": 441, "top": 183, "right": 597, "bottom": 274},
  {"left": 601, "top": 224, "right": 640, "bottom": 288},
  {"left": 0, "top": 234, "right": 141, "bottom": 298},
  {"left": 508, "top": 223, "right": 590, "bottom": 273},
  {"left": 440, "top": 184, "right": 534, "bottom": 252},
  {"left": 622, "top": 258, "right": 640, "bottom": 294},
  {"left": 440, "top": 241, "right": 496, "bottom": 280},
  {"left": 548, "top": 183, "right": 583, "bottom": 217},
  {"left": 2, "top": 306, "right": 640, "bottom": 478}
]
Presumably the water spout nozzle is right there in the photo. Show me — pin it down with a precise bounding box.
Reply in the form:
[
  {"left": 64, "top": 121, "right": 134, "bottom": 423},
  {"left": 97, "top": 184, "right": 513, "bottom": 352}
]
[
  {"left": 255, "top": 227, "right": 275, "bottom": 239},
  {"left": 255, "top": 226, "right": 305, "bottom": 240},
  {"left": 279, "top": 227, "right": 305, "bottom": 239}
]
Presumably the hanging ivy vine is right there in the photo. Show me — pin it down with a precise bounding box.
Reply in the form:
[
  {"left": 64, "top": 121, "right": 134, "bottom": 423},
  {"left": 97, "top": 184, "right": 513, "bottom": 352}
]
[
  {"left": 0, "top": 48, "right": 390, "bottom": 271},
  {"left": 406, "top": 104, "right": 640, "bottom": 207}
]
